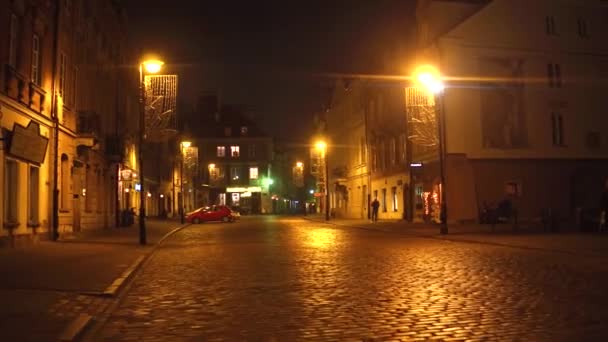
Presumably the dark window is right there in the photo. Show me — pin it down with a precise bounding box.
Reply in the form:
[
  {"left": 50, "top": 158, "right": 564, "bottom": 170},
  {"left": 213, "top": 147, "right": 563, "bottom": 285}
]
[
  {"left": 586, "top": 131, "right": 601, "bottom": 149},
  {"left": 8, "top": 14, "right": 19, "bottom": 67},
  {"left": 551, "top": 113, "right": 565, "bottom": 146},
  {"left": 31, "top": 34, "right": 41, "bottom": 84},
  {"left": 545, "top": 16, "right": 557, "bottom": 35},
  {"left": 577, "top": 18, "right": 588, "bottom": 37}
]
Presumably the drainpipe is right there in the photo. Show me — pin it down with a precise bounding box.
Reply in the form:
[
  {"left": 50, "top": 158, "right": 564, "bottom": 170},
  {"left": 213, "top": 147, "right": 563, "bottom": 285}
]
[{"left": 50, "top": 0, "right": 61, "bottom": 241}]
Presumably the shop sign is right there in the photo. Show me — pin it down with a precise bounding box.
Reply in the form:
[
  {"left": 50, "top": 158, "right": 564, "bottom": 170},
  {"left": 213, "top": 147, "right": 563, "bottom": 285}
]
[
  {"left": 9, "top": 121, "right": 49, "bottom": 164},
  {"left": 226, "top": 186, "right": 262, "bottom": 193}
]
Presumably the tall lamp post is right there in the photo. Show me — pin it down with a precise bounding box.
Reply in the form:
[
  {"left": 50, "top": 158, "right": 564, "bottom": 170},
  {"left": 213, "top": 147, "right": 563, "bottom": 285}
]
[
  {"left": 180, "top": 140, "right": 192, "bottom": 224},
  {"left": 138, "top": 58, "right": 164, "bottom": 245},
  {"left": 414, "top": 65, "right": 447, "bottom": 234},
  {"left": 295, "top": 161, "right": 305, "bottom": 215},
  {"left": 315, "top": 141, "right": 330, "bottom": 221}
]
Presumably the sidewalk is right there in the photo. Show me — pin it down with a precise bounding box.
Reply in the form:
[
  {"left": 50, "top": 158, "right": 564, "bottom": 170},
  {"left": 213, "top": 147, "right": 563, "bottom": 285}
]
[
  {"left": 303, "top": 215, "right": 608, "bottom": 258},
  {"left": 0, "top": 218, "right": 187, "bottom": 341}
]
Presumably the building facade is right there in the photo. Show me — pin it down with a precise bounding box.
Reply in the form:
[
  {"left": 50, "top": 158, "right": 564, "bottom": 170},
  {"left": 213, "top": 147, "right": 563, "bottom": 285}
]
[
  {"left": 323, "top": 78, "right": 411, "bottom": 220},
  {"left": 189, "top": 104, "right": 274, "bottom": 215},
  {"left": 1, "top": 0, "right": 137, "bottom": 246},
  {"left": 413, "top": 0, "right": 608, "bottom": 223}
]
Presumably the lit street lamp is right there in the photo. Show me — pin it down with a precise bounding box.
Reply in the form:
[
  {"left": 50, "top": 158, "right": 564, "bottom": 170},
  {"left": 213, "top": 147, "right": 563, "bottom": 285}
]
[
  {"left": 138, "top": 57, "right": 164, "bottom": 245},
  {"left": 180, "top": 140, "right": 192, "bottom": 224},
  {"left": 315, "top": 140, "right": 330, "bottom": 221},
  {"left": 414, "top": 65, "right": 447, "bottom": 234}
]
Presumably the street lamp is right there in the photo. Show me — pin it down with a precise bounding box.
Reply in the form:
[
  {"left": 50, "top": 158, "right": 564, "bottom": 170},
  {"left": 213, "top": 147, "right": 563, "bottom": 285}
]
[
  {"left": 138, "top": 57, "right": 164, "bottom": 245},
  {"left": 180, "top": 140, "right": 192, "bottom": 224},
  {"left": 414, "top": 64, "right": 447, "bottom": 234},
  {"left": 315, "top": 140, "right": 330, "bottom": 221}
]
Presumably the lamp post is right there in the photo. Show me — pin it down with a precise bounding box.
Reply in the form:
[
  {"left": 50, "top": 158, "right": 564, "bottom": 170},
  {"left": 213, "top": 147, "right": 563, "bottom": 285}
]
[
  {"left": 138, "top": 58, "right": 164, "bottom": 245},
  {"left": 414, "top": 65, "right": 448, "bottom": 234},
  {"left": 180, "top": 140, "right": 191, "bottom": 224},
  {"left": 295, "top": 161, "right": 305, "bottom": 215},
  {"left": 315, "top": 141, "right": 329, "bottom": 221}
]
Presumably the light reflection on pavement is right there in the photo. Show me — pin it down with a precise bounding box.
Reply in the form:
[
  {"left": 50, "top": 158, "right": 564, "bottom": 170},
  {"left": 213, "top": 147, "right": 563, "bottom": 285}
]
[{"left": 96, "top": 216, "right": 608, "bottom": 341}]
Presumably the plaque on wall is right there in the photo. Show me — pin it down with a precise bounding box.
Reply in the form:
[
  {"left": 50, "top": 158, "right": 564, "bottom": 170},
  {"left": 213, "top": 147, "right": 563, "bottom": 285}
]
[{"left": 9, "top": 121, "right": 49, "bottom": 164}]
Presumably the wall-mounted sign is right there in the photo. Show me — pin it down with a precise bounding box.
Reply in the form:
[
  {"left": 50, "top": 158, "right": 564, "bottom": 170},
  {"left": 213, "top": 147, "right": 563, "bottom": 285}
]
[
  {"left": 410, "top": 163, "right": 423, "bottom": 168},
  {"left": 9, "top": 121, "right": 49, "bottom": 164},
  {"left": 135, "top": 183, "right": 142, "bottom": 191}
]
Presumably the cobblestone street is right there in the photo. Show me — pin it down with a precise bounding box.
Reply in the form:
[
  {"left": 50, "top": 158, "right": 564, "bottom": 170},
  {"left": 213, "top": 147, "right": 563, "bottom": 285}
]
[{"left": 93, "top": 216, "right": 608, "bottom": 341}]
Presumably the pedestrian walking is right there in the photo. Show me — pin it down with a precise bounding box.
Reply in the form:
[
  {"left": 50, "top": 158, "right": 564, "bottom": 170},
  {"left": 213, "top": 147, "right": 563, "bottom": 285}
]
[{"left": 371, "top": 197, "right": 380, "bottom": 222}]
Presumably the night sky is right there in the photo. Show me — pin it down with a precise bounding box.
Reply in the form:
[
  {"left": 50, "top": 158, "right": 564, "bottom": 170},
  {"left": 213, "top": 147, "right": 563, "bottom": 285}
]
[{"left": 124, "top": 0, "right": 417, "bottom": 143}]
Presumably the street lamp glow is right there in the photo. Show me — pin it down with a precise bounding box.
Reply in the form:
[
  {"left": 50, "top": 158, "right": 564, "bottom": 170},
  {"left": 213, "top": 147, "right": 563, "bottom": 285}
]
[
  {"left": 296, "top": 161, "right": 303, "bottom": 168},
  {"left": 181, "top": 141, "right": 192, "bottom": 149},
  {"left": 315, "top": 141, "right": 327, "bottom": 152},
  {"left": 309, "top": 189, "right": 314, "bottom": 194},
  {"left": 414, "top": 65, "right": 444, "bottom": 94},
  {"left": 143, "top": 59, "right": 164, "bottom": 73},
  {"left": 208, "top": 163, "right": 215, "bottom": 169}
]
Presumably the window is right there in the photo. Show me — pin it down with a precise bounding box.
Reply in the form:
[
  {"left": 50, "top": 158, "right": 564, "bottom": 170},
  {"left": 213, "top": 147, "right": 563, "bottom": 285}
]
[
  {"left": 547, "top": 63, "right": 562, "bottom": 88},
  {"left": 248, "top": 144, "right": 256, "bottom": 158},
  {"left": 545, "top": 16, "right": 557, "bottom": 35},
  {"left": 382, "top": 188, "right": 387, "bottom": 212},
  {"left": 231, "top": 145, "right": 240, "bottom": 158},
  {"left": 249, "top": 167, "right": 259, "bottom": 179},
  {"left": 31, "top": 34, "right": 41, "bottom": 84},
  {"left": 505, "top": 181, "right": 522, "bottom": 197},
  {"left": 209, "top": 166, "right": 220, "bottom": 180},
  {"left": 85, "top": 166, "right": 92, "bottom": 211},
  {"left": 216, "top": 146, "right": 225, "bottom": 157},
  {"left": 577, "top": 18, "right": 588, "bottom": 37},
  {"left": 224, "top": 127, "right": 232, "bottom": 136},
  {"left": 389, "top": 138, "right": 396, "bottom": 166},
  {"left": 586, "top": 131, "right": 601, "bottom": 149},
  {"left": 391, "top": 186, "right": 398, "bottom": 212},
  {"left": 399, "top": 134, "right": 407, "bottom": 163},
  {"left": 59, "top": 53, "right": 66, "bottom": 96},
  {"left": 4, "top": 159, "right": 19, "bottom": 224},
  {"left": 359, "top": 137, "right": 366, "bottom": 164},
  {"left": 28, "top": 166, "right": 40, "bottom": 225},
  {"left": 551, "top": 113, "right": 565, "bottom": 146},
  {"left": 8, "top": 14, "right": 18, "bottom": 67},
  {"left": 371, "top": 145, "right": 377, "bottom": 171},
  {"left": 71, "top": 66, "right": 78, "bottom": 106},
  {"left": 379, "top": 141, "right": 386, "bottom": 170},
  {"left": 230, "top": 167, "right": 240, "bottom": 180},
  {"left": 241, "top": 126, "right": 248, "bottom": 135},
  {"left": 60, "top": 154, "right": 70, "bottom": 210}
]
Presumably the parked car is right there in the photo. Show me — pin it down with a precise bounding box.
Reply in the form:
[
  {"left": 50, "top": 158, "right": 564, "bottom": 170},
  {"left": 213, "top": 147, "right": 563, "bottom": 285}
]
[{"left": 186, "top": 205, "right": 234, "bottom": 224}]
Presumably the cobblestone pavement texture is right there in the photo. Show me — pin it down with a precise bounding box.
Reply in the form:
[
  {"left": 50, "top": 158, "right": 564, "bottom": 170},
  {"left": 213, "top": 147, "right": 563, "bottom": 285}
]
[
  {"left": 96, "top": 216, "right": 608, "bottom": 341},
  {"left": 304, "top": 215, "right": 608, "bottom": 258},
  {"left": 0, "top": 219, "right": 183, "bottom": 341}
]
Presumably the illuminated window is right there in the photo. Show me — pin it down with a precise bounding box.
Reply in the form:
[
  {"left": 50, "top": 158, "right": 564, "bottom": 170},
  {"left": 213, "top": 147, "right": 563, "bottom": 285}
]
[
  {"left": 4, "top": 159, "right": 19, "bottom": 223},
  {"left": 31, "top": 34, "right": 41, "bottom": 84},
  {"left": 382, "top": 188, "right": 387, "bottom": 212},
  {"left": 8, "top": 14, "right": 18, "bottom": 68},
  {"left": 231, "top": 146, "right": 240, "bottom": 158},
  {"left": 216, "top": 146, "right": 225, "bottom": 157},
  {"left": 391, "top": 186, "right": 398, "bottom": 212},
  {"left": 249, "top": 167, "right": 258, "bottom": 179},
  {"left": 28, "top": 166, "right": 40, "bottom": 224}
]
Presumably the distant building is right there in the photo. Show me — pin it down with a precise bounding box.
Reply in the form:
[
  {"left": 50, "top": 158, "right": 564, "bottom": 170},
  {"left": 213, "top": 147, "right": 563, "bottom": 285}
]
[
  {"left": 413, "top": 0, "right": 608, "bottom": 223},
  {"left": 190, "top": 101, "right": 274, "bottom": 214}
]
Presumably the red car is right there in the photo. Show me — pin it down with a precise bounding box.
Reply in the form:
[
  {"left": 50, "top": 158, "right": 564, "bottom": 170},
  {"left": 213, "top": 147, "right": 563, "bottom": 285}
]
[{"left": 186, "top": 205, "right": 234, "bottom": 224}]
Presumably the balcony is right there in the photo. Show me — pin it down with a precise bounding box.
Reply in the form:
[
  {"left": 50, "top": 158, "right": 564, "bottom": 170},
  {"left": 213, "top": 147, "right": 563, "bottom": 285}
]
[
  {"left": 76, "top": 111, "right": 101, "bottom": 149},
  {"left": 105, "top": 134, "right": 125, "bottom": 162},
  {"left": 3, "top": 64, "right": 26, "bottom": 103}
]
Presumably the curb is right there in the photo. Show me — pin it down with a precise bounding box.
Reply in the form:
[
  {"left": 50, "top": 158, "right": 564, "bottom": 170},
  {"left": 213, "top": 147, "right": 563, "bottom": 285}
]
[
  {"left": 299, "top": 216, "right": 607, "bottom": 258},
  {"left": 65, "top": 222, "right": 192, "bottom": 341}
]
